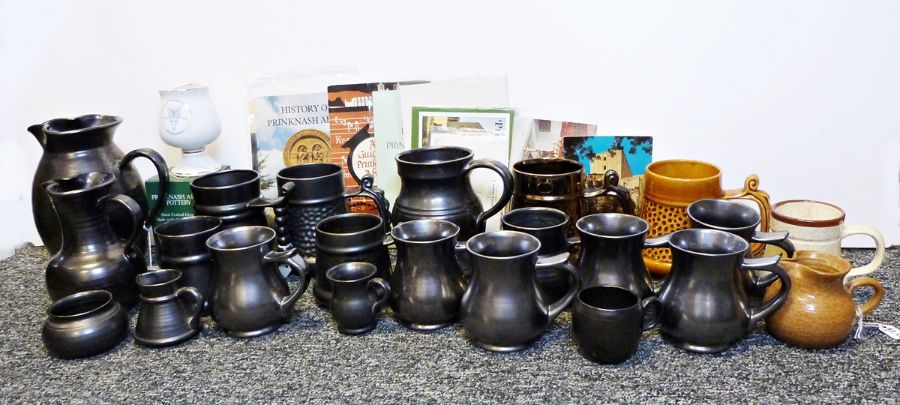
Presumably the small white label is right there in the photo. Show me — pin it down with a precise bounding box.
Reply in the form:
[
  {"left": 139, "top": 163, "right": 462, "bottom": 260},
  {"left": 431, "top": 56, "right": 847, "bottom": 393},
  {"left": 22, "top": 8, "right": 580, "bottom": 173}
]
[{"left": 862, "top": 322, "right": 900, "bottom": 340}]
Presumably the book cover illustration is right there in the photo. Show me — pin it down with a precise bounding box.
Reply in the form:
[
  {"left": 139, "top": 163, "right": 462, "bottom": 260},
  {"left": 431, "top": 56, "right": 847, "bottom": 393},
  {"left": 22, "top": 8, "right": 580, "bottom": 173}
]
[
  {"left": 563, "top": 136, "right": 653, "bottom": 209},
  {"left": 328, "top": 82, "right": 398, "bottom": 214},
  {"left": 521, "top": 119, "right": 597, "bottom": 160},
  {"left": 410, "top": 107, "right": 515, "bottom": 231},
  {"left": 251, "top": 93, "right": 330, "bottom": 197}
]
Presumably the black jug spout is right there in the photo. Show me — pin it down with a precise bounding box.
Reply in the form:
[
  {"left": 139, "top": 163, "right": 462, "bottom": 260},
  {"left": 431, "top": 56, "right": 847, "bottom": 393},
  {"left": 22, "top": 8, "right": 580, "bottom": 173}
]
[{"left": 28, "top": 124, "right": 46, "bottom": 148}]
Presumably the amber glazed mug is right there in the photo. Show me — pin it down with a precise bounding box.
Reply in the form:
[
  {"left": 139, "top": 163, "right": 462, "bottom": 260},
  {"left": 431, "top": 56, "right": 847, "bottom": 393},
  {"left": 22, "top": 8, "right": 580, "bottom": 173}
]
[
  {"left": 639, "top": 159, "right": 772, "bottom": 276},
  {"left": 769, "top": 200, "right": 885, "bottom": 282}
]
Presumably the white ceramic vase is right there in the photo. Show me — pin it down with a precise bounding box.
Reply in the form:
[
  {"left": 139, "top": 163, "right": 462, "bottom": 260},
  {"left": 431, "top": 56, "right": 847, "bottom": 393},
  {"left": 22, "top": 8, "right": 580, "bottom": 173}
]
[{"left": 158, "top": 83, "right": 222, "bottom": 177}]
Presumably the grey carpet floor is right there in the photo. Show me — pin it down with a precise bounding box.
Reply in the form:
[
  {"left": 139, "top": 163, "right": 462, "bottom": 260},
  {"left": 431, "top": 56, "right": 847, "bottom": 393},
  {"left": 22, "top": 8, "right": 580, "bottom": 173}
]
[{"left": 0, "top": 246, "right": 897, "bottom": 403}]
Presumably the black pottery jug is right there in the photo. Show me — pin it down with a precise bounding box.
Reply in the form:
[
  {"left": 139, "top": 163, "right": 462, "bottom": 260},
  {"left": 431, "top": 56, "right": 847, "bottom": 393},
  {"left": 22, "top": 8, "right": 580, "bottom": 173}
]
[
  {"left": 314, "top": 213, "right": 392, "bottom": 307},
  {"left": 29, "top": 114, "right": 169, "bottom": 254},
  {"left": 460, "top": 231, "right": 580, "bottom": 352},
  {"left": 390, "top": 219, "right": 467, "bottom": 330},
  {"left": 44, "top": 172, "right": 147, "bottom": 308},
  {"left": 656, "top": 229, "right": 791, "bottom": 353},
  {"left": 206, "top": 226, "right": 311, "bottom": 337},
  {"left": 392, "top": 146, "right": 513, "bottom": 240},
  {"left": 575, "top": 213, "right": 668, "bottom": 299},
  {"left": 133, "top": 270, "right": 203, "bottom": 347}
]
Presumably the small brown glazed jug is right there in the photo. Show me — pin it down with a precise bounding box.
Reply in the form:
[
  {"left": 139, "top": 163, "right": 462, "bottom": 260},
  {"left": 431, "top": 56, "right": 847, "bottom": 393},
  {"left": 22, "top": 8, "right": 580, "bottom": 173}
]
[{"left": 764, "top": 250, "right": 884, "bottom": 349}]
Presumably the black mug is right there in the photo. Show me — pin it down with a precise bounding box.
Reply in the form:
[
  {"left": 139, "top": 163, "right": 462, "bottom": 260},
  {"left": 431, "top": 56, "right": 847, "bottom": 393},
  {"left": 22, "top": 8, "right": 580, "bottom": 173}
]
[
  {"left": 572, "top": 285, "right": 660, "bottom": 364},
  {"left": 501, "top": 207, "right": 579, "bottom": 303},
  {"left": 326, "top": 262, "right": 391, "bottom": 335},
  {"left": 315, "top": 213, "right": 392, "bottom": 307},
  {"left": 190, "top": 169, "right": 283, "bottom": 230},
  {"left": 687, "top": 199, "right": 795, "bottom": 296},
  {"left": 276, "top": 163, "right": 389, "bottom": 258},
  {"left": 153, "top": 216, "right": 222, "bottom": 313}
]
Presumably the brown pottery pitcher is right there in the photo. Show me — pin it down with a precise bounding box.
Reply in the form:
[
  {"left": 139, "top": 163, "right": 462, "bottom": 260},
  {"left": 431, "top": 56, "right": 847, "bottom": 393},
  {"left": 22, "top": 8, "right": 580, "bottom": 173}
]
[{"left": 764, "top": 250, "right": 884, "bottom": 349}]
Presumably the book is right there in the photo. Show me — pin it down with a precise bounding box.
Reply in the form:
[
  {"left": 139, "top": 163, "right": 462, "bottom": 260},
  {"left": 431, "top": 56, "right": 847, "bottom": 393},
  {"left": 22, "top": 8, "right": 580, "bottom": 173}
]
[
  {"left": 250, "top": 93, "right": 330, "bottom": 197},
  {"left": 328, "top": 82, "right": 398, "bottom": 214}
]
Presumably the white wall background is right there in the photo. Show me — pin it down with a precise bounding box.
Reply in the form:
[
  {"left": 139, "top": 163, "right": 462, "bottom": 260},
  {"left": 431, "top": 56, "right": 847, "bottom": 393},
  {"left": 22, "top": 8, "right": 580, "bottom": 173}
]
[{"left": 1, "top": 0, "right": 898, "bottom": 255}]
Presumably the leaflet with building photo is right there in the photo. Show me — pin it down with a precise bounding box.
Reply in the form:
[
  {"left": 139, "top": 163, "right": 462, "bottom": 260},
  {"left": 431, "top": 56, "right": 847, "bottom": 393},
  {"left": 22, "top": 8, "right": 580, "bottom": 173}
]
[
  {"left": 563, "top": 136, "right": 653, "bottom": 208},
  {"left": 411, "top": 107, "right": 515, "bottom": 231},
  {"left": 521, "top": 119, "right": 597, "bottom": 160}
]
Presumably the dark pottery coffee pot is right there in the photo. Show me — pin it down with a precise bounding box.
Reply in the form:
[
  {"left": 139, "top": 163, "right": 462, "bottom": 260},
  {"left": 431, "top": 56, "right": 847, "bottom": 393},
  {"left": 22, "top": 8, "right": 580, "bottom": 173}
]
[
  {"left": 501, "top": 207, "right": 579, "bottom": 303},
  {"left": 29, "top": 114, "right": 169, "bottom": 255},
  {"left": 575, "top": 213, "right": 668, "bottom": 299},
  {"left": 153, "top": 216, "right": 222, "bottom": 313},
  {"left": 687, "top": 199, "right": 795, "bottom": 297},
  {"left": 190, "top": 169, "right": 284, "bottom": 230},
  {"left": 134, "top": 270, "right": 203, "bottom": 347},
  {"left": 45, "top": 172, "right": 146, "bottom": 308},
  {"left": 656, "top": 229, "right": 791, "bottom": 353},
  {"left": 276, "top": 163, "right": 389, "bottom": 258},
  {"left": 206, "top": 226, "right": 311, "bottom": 338},
  {"left": 326, "top": 262, "right": 391, "bottom": 335},
  {"left": 460, "top": 231, "right": 580, "bottom": 352},
  {"left": 511, "top": 158, "right": 634, "bottom": 234},
  {"left": 315, "top": 213, "right": 392, "bottom": 307},
  {"left": 390, "top": 219, "right": 467, "bottom": 330},
  {"left": 392, "top": 146, "right": 513, "bottom": 240},
  {"left": 42, "top": 290, "right": 129, "bottom": 359},
  {"left": 572, "top": 286, "right": 660, "bottom": 364}
]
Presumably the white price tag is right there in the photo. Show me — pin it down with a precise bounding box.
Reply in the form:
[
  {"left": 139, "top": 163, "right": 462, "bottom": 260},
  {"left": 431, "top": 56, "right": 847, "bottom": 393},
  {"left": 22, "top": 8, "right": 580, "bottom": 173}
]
[{"left": 862, "top": 322, "right": 900, "bottom": 340}]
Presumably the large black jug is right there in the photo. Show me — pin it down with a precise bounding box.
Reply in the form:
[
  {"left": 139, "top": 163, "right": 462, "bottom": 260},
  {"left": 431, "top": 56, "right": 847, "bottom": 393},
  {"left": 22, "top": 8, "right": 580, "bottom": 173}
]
[{"left": 29, "top": 114, "right": 169, "bottom": 254}]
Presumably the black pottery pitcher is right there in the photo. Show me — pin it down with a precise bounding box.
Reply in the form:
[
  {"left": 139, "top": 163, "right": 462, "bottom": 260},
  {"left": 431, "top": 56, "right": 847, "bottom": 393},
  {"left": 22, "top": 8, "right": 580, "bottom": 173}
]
[
  {"left": 460, "top": 231, "right": 580, "bottom": 352},
  {"left": 44, "top": 172, "right": 147, "bottom": 308},
  {"left": 576, "top": 213, "right": 668, "bottom": 299},
  {"left": 29, "top": 114, "right": 169, "bottom": 254},
  {"left": 392, "top": 146, "right": 513, "bottom": 240},
  {"left": 656, "top": 229, "right": 791, "bottom": 353}
]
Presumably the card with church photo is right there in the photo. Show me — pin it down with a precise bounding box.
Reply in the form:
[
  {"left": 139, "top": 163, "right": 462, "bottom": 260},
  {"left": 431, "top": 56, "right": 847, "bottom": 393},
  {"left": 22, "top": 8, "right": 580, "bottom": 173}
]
[{"left": 562, "top": 136, "right": 653, "bottom": 208}]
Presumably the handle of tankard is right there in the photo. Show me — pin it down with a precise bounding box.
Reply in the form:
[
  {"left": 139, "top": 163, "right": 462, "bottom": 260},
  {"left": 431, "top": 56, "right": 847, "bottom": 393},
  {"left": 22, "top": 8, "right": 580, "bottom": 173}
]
[
  {"left": 346, "top": 175, "right": 391, "bottom": 233},
  {"left": 583, "top": 170, "right": 636, "bottom": 215},
  {"left": 742, "top": 255, "right": 791, "bottom": 329},
  {"left": 367, "top": 277, "right": 392, "bottom": 315},
  {"left": 119, "top": 148, "right": 169, "bottom": 231},
  {"left": 464, "top": 159, "right": 514, "bottom": 231},
  {"left": 723, "top": 175, "right": 772, "bottom": 256},
  {"left": 748, "top": 231, "right": 796, "bottom": 292},
  {"left": 176, "top": 286, "right": 204, "bottom": 329},
  {"left": 535, "top": 261, "right": 581, "bottom": 321},
  {"left": 100, "top": 194, "right": 144, "bottom": 257},
  {"left": 841, "top": 224, "right": 886, "bottom": 281},
  {"left": 264, "top": 248, "right": 311, "bottom": 320}
]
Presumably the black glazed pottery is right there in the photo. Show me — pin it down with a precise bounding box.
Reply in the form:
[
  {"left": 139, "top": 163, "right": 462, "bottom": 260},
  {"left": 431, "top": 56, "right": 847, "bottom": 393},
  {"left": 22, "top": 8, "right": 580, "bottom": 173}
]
[
  {"left": 390, "top": 219, "right": 467, "bottom": 330},
  {"left": 460, "top": 231, "right": 580, "bottom": 352},
  {"left": 326, "top": 262, "right": 390, "bottom": 335},
  {"left": 276, "top": 163, "right": 389, "bottom": 258},
  {"left": 153, "top": 216, "right": 222, "bottom": 312},
  {"left": 501, "top": 207, "right": 579, "bottom": 302},
  {"left": 44, "top": 172, "right": 146, "bottom": 308},
  {"left": 392, "top": 146, "right": 513, "bottom": 240},
  {"left": 134, "top": 270, "right": 203, "bottom": 347},
  {"left": 572, "top": 286, "right": 660, "bottom": 364},
  {"left": 314, "top": 213, "right": 392, "bottom": 307},
  {"left": 42, "top": 290, "right": 129, "bottom": 359},
  {"left": 190, "top": 169, "right": 284, "bottom": 230},
  {"left": 206, "top": 226, "right": 311, "bottom": 338},
  {"left": 29, "top": 114, "right": 169, "bottom": 255}
]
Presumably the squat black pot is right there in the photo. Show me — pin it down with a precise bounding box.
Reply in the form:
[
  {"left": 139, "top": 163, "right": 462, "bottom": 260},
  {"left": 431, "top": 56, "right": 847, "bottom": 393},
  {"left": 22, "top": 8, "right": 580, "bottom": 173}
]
[{"left": 42, "top": 290, "right": 129, "bottom": 359}]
